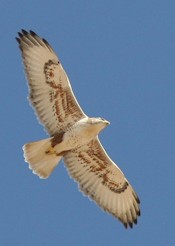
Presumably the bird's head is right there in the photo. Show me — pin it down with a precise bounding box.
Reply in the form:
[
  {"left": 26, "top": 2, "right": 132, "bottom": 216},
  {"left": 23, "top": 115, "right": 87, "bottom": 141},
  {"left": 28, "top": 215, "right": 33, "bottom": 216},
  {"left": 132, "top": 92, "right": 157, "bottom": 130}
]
[
  {"left": 96, "top": 117, "right": 110, "bottom": 126},
  {"left": 88, "top": 117, "right": 110, "bottom": 133}
]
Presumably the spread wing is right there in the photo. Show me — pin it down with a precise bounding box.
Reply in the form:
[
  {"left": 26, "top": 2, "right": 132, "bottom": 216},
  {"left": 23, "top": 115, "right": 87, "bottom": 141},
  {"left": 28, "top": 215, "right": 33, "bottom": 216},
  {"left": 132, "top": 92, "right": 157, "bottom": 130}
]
[
  {"left": 64, "top": 137, "right": 140, "bottom": 228},
  {"left": 16, "top": 30, "right": 86, "bottom": 136}
]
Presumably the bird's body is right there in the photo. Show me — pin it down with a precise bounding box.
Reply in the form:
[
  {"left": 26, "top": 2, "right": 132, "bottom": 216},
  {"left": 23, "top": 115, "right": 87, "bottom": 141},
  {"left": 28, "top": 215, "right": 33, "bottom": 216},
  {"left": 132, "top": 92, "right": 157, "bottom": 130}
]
[
  {"left": 59, "top": 117, "right": 110, "bottom": 152},
  {"left": 16, "top": 30, "right": 140, "bottom": 228}
]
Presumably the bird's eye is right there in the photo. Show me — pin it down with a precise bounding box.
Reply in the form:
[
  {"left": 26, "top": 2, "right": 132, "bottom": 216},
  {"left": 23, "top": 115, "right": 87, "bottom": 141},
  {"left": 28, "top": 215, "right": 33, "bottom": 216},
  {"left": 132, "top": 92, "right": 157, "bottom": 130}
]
[{"left": 100, "top": 117, "right": 105, "bottom": 121}]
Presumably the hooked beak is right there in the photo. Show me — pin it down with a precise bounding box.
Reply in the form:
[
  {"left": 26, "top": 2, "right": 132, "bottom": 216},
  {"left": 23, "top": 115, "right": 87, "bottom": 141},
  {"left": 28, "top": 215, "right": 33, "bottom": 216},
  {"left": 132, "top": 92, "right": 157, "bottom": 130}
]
[{"left": 105, "top": 120, "right": 110, "bottom": 125}]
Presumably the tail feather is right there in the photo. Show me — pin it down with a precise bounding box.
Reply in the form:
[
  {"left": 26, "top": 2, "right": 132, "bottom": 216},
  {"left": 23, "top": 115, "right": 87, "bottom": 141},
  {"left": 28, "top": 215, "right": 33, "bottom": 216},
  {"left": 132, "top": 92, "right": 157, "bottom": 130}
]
[{"left": 23, "top": 138, "right": 62, "bottom": 179}]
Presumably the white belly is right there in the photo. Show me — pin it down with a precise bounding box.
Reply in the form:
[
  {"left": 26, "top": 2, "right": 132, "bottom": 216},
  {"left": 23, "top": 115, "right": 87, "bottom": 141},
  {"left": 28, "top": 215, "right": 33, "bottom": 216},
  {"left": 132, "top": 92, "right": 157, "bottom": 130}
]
[
  {"left": 54, "top": 118, "right": 102, "bottom": 153},
  {"left": 64, "top": 124, "right": 95, "bottom": 149}
]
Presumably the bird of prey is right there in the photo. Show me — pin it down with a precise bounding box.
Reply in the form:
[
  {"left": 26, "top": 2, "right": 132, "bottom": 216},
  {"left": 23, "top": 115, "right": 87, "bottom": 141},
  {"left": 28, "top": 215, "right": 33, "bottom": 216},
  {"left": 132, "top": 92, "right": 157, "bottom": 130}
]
[{"left": 16, "top": 30, "right": 140, "bottom": 228}]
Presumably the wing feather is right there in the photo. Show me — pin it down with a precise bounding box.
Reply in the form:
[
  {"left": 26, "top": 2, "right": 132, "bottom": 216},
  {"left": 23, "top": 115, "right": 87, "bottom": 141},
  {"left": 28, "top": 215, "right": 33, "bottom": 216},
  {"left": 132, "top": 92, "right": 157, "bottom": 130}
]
[
  {"left": 64, "top": 137, "right": 140, "bottom": 228},
  {"left": 17, "top": 30, "right": 86, "bottom": 135}
]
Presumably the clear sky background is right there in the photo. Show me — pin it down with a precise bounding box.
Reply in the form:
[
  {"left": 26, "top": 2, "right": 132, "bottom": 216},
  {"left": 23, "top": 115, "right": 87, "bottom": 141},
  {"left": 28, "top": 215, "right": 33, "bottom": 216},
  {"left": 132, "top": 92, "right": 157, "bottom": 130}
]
[{"left": 0, "top": 1, "right": 175, "bottom": 245}]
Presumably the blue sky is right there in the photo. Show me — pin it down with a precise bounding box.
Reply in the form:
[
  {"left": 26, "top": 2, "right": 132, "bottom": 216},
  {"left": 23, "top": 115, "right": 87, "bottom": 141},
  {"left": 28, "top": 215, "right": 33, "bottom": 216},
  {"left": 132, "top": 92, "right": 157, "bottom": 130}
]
[{"left": 0, "top": 1, "right": 175, "bottom": 245}]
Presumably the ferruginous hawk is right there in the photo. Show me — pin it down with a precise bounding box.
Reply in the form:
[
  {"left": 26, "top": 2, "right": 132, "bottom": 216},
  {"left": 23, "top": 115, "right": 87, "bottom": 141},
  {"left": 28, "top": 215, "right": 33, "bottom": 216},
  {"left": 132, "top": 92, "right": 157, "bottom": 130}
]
[{"left": 16, "top": 30, "right": 140, "bottom": 228}]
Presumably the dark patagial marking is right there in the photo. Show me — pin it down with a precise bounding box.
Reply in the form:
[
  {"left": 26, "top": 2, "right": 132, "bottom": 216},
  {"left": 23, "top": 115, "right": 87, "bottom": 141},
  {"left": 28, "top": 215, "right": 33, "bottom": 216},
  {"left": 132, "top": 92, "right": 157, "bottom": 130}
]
[
  {"left": 44, "top": 59, "right": 84, "bottom": 125},
  {"left": 44, "top": 59, "right": 60, "bottom": 88}
]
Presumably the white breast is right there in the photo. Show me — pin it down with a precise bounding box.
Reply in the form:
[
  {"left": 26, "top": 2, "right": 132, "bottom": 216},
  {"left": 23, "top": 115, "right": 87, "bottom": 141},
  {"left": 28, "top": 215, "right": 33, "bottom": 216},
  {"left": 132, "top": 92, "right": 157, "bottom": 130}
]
[{"left": 62, "top": 118, "right": 100, "bottom": 151}]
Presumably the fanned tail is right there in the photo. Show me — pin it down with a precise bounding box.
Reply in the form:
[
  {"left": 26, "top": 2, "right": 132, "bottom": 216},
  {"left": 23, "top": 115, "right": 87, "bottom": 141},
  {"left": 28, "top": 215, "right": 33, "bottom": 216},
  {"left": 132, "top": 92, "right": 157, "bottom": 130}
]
[{"left": 23, "top": 138, "right": 62, "bottom": 179}]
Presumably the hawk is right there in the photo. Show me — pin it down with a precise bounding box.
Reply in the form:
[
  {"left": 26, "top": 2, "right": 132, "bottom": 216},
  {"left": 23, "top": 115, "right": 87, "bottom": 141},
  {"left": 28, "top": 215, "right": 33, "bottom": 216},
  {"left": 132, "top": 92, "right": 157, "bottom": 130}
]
[{"left": 16, "top": 30, "right": 140, "bottom": 228}]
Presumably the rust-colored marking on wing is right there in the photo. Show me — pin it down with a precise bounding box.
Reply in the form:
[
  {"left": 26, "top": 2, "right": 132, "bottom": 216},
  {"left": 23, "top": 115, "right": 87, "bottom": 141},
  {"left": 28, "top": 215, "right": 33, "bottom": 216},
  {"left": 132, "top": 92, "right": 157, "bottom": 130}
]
[
  {"left": 102, "top": 171, "right": 129, "bottom": 193},
  {"left": 78, "top": 153, "right": 91, "bottom": 166},
  {"left": 44, "top": 59, "right": 85, "bottom": 126}
]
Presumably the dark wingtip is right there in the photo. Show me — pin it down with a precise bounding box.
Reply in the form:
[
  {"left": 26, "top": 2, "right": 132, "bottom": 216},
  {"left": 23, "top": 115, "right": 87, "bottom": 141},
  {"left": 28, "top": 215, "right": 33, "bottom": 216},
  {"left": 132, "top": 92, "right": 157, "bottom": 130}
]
[
  {"left": 16, "top": 37, "right": 20, "bottom": 43},
  {"left": 18, "top": 32, "right": 23, "bottom": 38},
  {"left": 134, "top": 218, "right": 137, "bottom": 224},
  {"left": 123, "top": 223, "right": 127, "bottom": 229},
  {"left": 129, "top": 222, "right": 133, "bottom": 228},
  {"left": 21, "top": 29, "right": 28, "bottom": 35},
  {"left": 29, "top": 30, "right": 37, "bottom": 36},
  {"left": 42, "top": 38, "right": 49, "bottom": 46},
  {"left": 137, "top": 197, "right": 140, "bottom": 204}
]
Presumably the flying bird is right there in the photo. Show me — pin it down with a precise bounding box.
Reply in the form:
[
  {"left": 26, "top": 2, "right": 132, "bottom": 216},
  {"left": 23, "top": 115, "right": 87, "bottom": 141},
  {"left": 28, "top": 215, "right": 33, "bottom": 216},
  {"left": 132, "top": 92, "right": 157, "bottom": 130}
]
[{"left": 16, "top": 30, "right": 140, "bottom": 228}]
